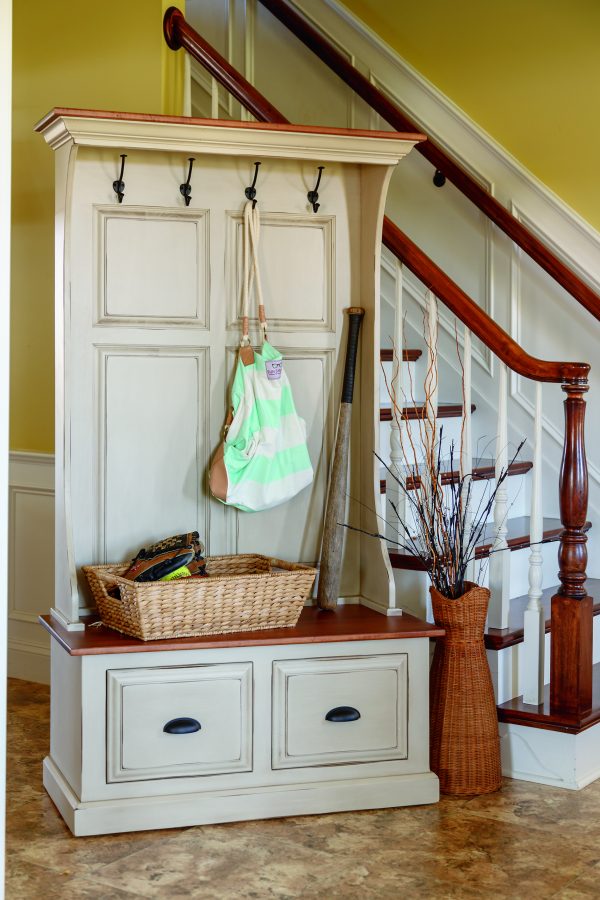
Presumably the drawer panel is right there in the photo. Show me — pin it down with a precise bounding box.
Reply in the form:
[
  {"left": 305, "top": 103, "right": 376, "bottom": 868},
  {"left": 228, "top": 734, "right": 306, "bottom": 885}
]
[
  {"left": 272, "top": 655, "right": 407, "bottom": 769},
  {"left": 107, "top": 663, "right": 252, "bottom": 782}
]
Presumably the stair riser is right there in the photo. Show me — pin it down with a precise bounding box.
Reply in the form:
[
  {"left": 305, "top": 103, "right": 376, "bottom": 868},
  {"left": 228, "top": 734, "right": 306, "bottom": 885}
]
[
  {"left": 379, "top": 360, "right": 417, "bottom": 404},
  {"left": 378, "top": 416, "right": 464, "bottom": 465},
  {"left": 391, "top": 540, "right": 558, "bottom": 622},
  {"left": 488, "top": 615, "right": 600, "bottom": 705},
  {"left": 380, "top": 472, "right": 529, "bottom": 533}
]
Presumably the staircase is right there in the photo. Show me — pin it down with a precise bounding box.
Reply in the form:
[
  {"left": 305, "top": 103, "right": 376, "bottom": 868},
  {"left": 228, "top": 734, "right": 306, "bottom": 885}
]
[{"left": 165, "top": 2, "right": 600, "bottom": 786}]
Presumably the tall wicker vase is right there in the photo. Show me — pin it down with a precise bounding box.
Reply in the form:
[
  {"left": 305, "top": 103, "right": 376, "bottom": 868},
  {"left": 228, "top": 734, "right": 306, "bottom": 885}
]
[{"left": 429, "top": 582, "right": 502, "bottom": 795}]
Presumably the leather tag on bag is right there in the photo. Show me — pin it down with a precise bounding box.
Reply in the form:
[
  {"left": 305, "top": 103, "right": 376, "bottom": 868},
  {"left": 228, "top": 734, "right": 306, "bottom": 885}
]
[
  {"left": 209, "top": 441, "right": 228, "bottom": 502},
  {"left": 239, "top": 346, "right": 254, "bottom": 366}
]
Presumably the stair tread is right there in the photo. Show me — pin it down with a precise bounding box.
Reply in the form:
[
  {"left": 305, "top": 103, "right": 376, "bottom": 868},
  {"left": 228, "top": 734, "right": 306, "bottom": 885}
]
[
  {"left": 380, "top": 402, "right": 476, "bottom": 422},
  {"left": 497, "top": 659, "right": 600, "bottom": 734},
  {"left": 485, "top": 578, "right": 600, "bottom": 650},
  {"left": 380, "top": 348, "right": 422, "bottom": 362},
  {"left": 380, "top": 458, "right": 532, "bottom": 494},
  {"left": 388, "top": 516, "right": 592, "bottom": 570}
]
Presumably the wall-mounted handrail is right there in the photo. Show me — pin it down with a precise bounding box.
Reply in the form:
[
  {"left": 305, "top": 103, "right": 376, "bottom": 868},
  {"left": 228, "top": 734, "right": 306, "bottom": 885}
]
[
  {"left": 257, "top": 0, "right": 600, "bottom": 324},
  {"left": 164, "top": 7, "right": 288, "bottom": 125}
]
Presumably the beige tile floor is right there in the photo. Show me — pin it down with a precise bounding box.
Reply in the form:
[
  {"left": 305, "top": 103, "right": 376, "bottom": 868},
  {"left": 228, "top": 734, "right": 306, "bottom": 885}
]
[{"left": 6, "top": 676, "right": 600, "bottom": 899}]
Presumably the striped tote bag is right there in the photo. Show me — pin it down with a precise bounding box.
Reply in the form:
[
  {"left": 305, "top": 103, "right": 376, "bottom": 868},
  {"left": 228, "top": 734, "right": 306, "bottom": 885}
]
[{"left": 209, "top": 202, "right": 313, "bottom": 512}]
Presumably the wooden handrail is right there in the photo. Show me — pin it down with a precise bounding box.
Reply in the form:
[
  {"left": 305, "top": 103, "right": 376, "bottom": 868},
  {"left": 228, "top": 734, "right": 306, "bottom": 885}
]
[
  {"left": 257, "top": 0, "right": 600, "bottom": 324},
  {"left": 163, "top": 6, "right": 589, "bottom": 386},
  {"left": 164, "top": 7, "right": 288, "bottom": 125},
  {"left": 383, "top": 219, "right": 589, "bottom": 384}
]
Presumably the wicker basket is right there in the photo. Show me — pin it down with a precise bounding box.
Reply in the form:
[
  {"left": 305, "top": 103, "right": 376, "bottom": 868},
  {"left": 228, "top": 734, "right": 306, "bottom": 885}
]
[
  {"left": 429, "top": 583, "right": 502, "bottom": 795},
  {"left": 83, "top": 554, "right": 316, "bottom": 641}
]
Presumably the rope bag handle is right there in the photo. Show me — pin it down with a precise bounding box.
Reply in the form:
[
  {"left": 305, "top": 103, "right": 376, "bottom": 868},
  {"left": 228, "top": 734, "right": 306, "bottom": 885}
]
[{"left": 241, "top": 200, "right": 268, "bottom": 348}]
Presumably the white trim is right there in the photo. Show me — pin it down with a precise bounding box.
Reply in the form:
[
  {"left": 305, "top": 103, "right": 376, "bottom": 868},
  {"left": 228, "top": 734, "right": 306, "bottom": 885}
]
[
  {"left": 500, "top": 720, "right": 600, "bottom": 790},
  {"left": 36, "top": 114, "right": 420, "bottom": 166},
  {"left": 7, "top": 640, "right": 50, "bottom": 686},
  {"left": 8, "top": 450, "right": 54, "bottom": 468},
  {"left": 43, "top": 754, "right": 439, "bottom": 836},
  {"left": 1, "top": 0, "right": 11, "bottom": 887},
  {"left": 294, "top": 0, "right": 600, "bottom": 281},
  {"left": 8, "top": 452, "right": 55, "bottom": 683}
]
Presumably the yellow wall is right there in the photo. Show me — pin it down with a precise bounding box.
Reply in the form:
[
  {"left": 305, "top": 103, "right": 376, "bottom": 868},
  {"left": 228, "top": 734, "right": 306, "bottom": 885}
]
[
  {"left": 343, "top": 0, "right": 600, "bottom": 230},
  {"left": 11, "top": 0, "right": 165, "bottom": 452}
]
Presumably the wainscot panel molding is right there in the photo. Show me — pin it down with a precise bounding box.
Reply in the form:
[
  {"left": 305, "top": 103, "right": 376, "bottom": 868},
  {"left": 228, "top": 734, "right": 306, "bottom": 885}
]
[{"left": 8, "top": 451, "right": 55, "bottom": 684}]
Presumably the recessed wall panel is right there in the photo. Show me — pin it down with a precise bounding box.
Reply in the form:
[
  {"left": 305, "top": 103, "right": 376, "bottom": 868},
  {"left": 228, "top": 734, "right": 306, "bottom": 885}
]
[
  {"left": 99, "top": 349, "right": 208, "bottom": 563},
  {"left": 226, "top": 213, "right": 334, "bottom": 332},
  {"left": 97, "top": 207, "right": 209, "bottom": 326}
]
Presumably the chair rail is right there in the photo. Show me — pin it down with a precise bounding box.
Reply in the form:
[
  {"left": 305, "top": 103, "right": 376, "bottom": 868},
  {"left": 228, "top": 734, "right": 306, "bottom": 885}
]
[{"left": 257, "top": 0, "right": 600, "bottom": 324}]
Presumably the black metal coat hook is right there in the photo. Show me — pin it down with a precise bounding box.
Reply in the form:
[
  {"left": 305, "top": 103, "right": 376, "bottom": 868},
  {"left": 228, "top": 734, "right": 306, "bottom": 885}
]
[
  {"left": 113, "top": 154, "right": 127, "bottom": 203},
  {"left": 308, "top": 166, "right": 325, "bottom": 213},
  {"left": 180, "top": 157, "right": 195, "bottom": 206},
  {"left": 245, "top": 161, "right": 261, "bottom": 208},
  {"left": 433, "top": 169, "right": 446, "bottom": 188}
]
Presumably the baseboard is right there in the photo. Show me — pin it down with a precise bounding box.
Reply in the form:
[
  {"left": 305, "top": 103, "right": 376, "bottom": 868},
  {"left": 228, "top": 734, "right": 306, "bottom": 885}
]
[
  {"left": 500, "top": 720, "right": 600, "bottom": 790},
  {"left": 8, "top": 639, "right": 50, "bottom": 685},
  {"left": 43, "top": 756, "right": 439, "bottom": 837}
]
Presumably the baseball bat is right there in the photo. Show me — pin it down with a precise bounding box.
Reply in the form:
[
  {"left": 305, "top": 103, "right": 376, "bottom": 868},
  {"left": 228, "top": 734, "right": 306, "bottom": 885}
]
[{"left": 317, "top": 307, "right": 365, "bottom": 611}]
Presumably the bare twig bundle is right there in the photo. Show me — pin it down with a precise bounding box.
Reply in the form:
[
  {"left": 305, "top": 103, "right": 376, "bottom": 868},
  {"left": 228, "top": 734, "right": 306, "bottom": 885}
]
[{"left": 345, "top": 311, "right": 525, "bottom": 600}]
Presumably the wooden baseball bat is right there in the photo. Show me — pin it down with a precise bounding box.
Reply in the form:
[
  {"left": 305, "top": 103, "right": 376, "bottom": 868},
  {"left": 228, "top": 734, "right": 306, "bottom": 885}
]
[{"left": 317, "top": 307, "right": 365, "bottom": 611}]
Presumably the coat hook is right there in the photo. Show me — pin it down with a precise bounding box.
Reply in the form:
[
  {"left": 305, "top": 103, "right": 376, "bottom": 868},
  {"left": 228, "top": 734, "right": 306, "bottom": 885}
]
[
  {"left": 308, "top": 166, "right": 325, "bottom": 213},
  {"left": 433, "top": 169, "right": 446, "bottom": 188},
  {"left": 180, "top": 157, "right": 195, "bottom": 207},
  {"left": 113, "top": 154, "right": 127, "bottom": 203},
  {"left": 245, "top": 161, "right": 261, "bottom": 208}
]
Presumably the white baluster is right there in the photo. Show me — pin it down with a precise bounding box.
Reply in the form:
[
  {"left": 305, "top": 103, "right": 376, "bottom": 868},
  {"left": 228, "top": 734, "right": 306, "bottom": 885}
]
[
  {"left": 387, "top": 261, "right": 405, "bottom": 546},
  {"left": 211, "top": 76, "right": 220, "bottom": 119},
  {"left": 420, "top": 291, "right": 439, "bottom": 543},
  {"left": 425, "top": 290, "right": 439, "bottom": 426},
  {"left": 523, "top": 382, "right": 545, "bottom": 705},
  {"left": 488, "top": 362, "right": 511, "bottom": 628},
  {"left": 460, "top": 327, "right": 475, "bottom": 583}
]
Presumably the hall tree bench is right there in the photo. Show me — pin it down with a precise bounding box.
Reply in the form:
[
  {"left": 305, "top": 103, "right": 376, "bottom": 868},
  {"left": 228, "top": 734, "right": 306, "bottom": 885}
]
[
  {"left": 40, "top": 608, "right": 441, "bottom": 835},
  {"left": 36, "top": 109, "right": 440, "bottom": 835}
]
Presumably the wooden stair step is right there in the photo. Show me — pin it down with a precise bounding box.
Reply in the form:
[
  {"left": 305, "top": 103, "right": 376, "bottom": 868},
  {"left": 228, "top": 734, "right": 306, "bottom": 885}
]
[
  {"left": 380, "top": 348, "right": 422, "bottom": 362},
  {"left": 380, "top": 458, "right": 532, "bottom": 494},
  {"left": 485, "top": 578, "right": 600, "bottom": 650},
  {"left": 497, "top": 659, "right": 600, "bottom": 734},
  {"left": 388, "top": 517, "right": 592, "bottom": 570},
  {"left": 380, "top": 402, "right": 476, "bottom": 422}
]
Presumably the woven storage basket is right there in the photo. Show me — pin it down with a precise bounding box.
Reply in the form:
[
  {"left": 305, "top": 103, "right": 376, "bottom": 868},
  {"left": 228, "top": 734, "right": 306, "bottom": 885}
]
[
  {"left": 83, "top": 554, "right": 316, "bottom": 641},
  {"left": 429, "top": 583, "right": 502, "bottom": 796}
]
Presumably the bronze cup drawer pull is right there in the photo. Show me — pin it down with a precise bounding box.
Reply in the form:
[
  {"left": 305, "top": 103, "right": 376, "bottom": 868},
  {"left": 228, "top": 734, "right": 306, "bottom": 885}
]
[
  {"left": 325, "top": 706, "right": 361, "bottom": 723},
  {"left": 163, "top": 717, "right": 201, "bottom": 735}
]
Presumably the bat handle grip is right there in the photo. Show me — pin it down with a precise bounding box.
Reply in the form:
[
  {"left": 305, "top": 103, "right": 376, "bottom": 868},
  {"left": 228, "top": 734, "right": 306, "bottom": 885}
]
[{"left": 341, "top": 308, "right": 365, "bottom": 404}]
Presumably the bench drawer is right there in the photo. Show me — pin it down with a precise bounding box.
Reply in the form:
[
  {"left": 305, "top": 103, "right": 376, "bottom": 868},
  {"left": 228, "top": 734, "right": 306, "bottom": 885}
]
[
  {"left": 107, "top": 663, "right": 252, "bottom": 782},
  {"left": 272, "top": 654, "right": 408, "bottom": 769}
]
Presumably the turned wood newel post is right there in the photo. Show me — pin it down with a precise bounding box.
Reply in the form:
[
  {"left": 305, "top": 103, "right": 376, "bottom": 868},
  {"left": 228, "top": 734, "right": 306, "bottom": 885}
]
[{"left": 550, "top": 376, "right": 593, "bottom": 717}]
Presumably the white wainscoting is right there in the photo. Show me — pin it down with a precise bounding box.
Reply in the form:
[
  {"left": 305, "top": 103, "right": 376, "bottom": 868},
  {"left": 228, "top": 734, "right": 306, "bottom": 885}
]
[{"left": 8, "top": 452, "right": 54, "bottom": 685}]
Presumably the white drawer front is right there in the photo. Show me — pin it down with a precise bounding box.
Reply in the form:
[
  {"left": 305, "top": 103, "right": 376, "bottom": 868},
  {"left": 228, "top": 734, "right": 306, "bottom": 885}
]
[
  {"left": 272, "top": 655, "right": 408, "bottom": 769},
  {"left": 107, "top": 663, "right": 252, "bottom": 782}
]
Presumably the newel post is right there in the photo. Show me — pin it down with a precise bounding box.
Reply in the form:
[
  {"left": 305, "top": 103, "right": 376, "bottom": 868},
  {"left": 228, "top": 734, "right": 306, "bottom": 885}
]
[{"left": 550, "top": 378, "right": 593, "bottom": 717}]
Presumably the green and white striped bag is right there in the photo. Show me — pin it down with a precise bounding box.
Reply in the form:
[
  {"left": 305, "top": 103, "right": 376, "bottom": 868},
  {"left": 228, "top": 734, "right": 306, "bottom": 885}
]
[{"left": 209, "top": 202, "right": 313, "bottom": 512}]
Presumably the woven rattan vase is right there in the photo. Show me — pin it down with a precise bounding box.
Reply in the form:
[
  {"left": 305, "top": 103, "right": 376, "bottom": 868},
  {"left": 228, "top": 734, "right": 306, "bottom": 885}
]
[{"left": 429, "top": 583, "right": 502, "bottom": 795}]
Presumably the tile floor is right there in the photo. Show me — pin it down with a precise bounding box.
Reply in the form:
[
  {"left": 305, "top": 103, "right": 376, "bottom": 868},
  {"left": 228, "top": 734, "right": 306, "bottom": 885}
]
[{"left": 6, "top": 677, "right": 600, "bottom": 899}]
